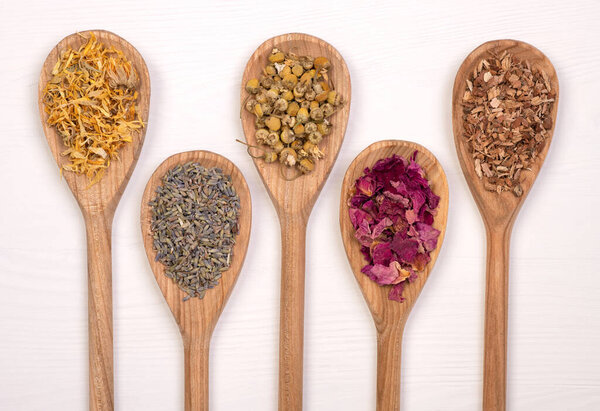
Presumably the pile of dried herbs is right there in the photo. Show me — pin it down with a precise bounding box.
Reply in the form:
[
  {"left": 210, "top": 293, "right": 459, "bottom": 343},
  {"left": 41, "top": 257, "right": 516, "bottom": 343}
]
[
  {"left": 242, "top": 48, "right": 343, "bottom": 177},
  {"left": 149, "top": 163, "right": 240, "bottom": 300},
  {"left": 348, "top": 153, "right": 440, "bottom": 302},
  {"left": 43, "top": 33, "right": 144, "bottom": 186},
  {"left": 461, "top": 51, "right": 555, "bottom": 196}
]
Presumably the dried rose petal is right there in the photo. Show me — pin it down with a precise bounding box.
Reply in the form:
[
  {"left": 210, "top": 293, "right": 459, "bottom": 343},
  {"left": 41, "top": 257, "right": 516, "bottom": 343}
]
[{"left": 348, "top": 152, "right": 440, "bottom": 302}]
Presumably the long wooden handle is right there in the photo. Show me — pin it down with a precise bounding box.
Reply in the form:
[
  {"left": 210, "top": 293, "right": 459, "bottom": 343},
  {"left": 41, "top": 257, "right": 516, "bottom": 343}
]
[
  {"left": 85, "top": 213, "right": 114, "bottom": 411},
  {"left": 483, "top": 226, "right": 511, "bottom": 411},
  {"left": 376, "top": 325, "right": 404, "bottom": 411},
  {"left": 184, "top": 338, "right": 210, "bottom": 411},
  {"left": 278, "top": 214, "right": 307, "bottom": 411}
]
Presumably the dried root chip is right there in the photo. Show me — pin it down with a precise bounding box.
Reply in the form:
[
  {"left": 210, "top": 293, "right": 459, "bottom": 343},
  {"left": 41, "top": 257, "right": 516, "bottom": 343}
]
[{"left": 461, "top": 51, "right": 555, "bottom": 197}]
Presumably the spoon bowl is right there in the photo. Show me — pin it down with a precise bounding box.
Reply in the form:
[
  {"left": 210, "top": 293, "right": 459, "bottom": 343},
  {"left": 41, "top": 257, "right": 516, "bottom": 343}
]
[
  {"left": 340, "top": 140, "right": 448, "bottom": 411},
  {"left": 39, "top": 30, "right": 150, "bottom": 411},
  {"left": 241, "top": 33, "right": 351, "bottom": 410},
  {"left": 452, "top": 40, "right": 559, "bottom": 410},
  {"left": 452, "top": 39, "right": 559, "bottom": 225},
  {"left": 140, "top": 150, "right": 251, "bottom": 411}
]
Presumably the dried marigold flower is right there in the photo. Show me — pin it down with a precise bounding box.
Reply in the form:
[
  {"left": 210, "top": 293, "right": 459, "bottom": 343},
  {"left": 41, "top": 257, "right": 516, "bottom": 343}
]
[{"left": 43, "top": 33, "right": 143, "bottom": 186}]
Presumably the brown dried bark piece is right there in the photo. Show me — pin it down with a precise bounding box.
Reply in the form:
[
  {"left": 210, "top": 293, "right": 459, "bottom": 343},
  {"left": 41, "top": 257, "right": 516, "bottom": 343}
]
[{"left": 461, "top": 52, "right": 555, "bottom": 197}]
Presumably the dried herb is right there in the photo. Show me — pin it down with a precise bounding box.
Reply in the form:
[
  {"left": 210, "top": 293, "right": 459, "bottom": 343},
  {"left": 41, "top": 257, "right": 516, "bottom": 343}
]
[
  {"left": 240, "top": 48, "right": 343, "bottom": 178},
  {"left": 348, "top": 153, "right": 440, "bottom": 302},
  {"left": 149, "top": 163, "right": 240, "bottom": 301},
  {"left": 461, "top": 51, "right": 555, "bottom": 196},
  {"left": 43, "top": 33, "right": 144, "bottom": 186}
]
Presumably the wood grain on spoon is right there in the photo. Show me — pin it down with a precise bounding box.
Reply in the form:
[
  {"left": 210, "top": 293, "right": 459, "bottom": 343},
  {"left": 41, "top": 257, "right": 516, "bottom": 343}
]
[
  {"left": 240, "top": 33, "right": 351, "bottom": 411},
  {"left": 340, "top": 140, "right": 448, "bottom": 411},
  {"left": 452, "top": 40, "right": 559, "bottom": 411},
  {"left": 38, "top": 30, "right": 150, "bottom": 411},
  {"left": 141, "top": 150, "right": 251, "bottom": 411}
]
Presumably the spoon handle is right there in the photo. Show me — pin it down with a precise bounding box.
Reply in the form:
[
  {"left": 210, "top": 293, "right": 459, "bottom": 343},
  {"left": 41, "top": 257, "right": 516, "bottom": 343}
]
[
  {"left": 84, "top": 213, "right": 114, "bottom": 411},
  {"left": 184, "top": 338, "right": 210, "bottom": 411},
  {"left": 278, "top": 213, "right": 307, "bottom": 411},
  {"left": 483, "top": 226, "right": 511, "bottom": 411},
  {"left": 376, "top": 324, "right": 404, "bottom": 411}
]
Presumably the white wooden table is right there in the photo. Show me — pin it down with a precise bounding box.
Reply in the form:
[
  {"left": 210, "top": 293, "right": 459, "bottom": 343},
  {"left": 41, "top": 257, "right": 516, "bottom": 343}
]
[{"left": 1, "top": 1, "right": 599, "bottom": 409}]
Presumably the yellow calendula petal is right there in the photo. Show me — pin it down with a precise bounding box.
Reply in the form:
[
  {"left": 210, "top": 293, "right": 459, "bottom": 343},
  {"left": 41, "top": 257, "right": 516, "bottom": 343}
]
[{"left": 42, "top": 33, "right": 143, "bottom": 187}]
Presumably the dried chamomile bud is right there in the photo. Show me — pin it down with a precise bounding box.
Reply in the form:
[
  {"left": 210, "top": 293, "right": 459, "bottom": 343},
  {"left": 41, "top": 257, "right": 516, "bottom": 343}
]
[
  {"left": 245, "top": 98, "right": 257, "bottom": 112},
  {"left": 281, "top": 114, "right": 295, "bottom": 128},
  {"left": 293, "top": 86, "right": 304, "bottom": 99},
  {"left": 321, "top": 103, "right": 334, "bottom": 117},
  {"left": 310, "top": 107, "right": 324, "bottom": 122},
  {"left": 260, "top": 102, "right": 273, "bottom": 116},
  {"left": 253, "top": 103, "right": 264, "bottom": 117},
  {"left": 315, "top": 91, "right": 329, "bottom": 103},
  {"left": 314, "top": 57, "right": 330, "bottom": 71},
  {"left": 246, "top": 78, "right": 260, "bottom": 94},
  {"left": 300, "top": 56, "right": 314, "bottom": 70},
  {"left": 292, "top": 64, "right": 304, "bottom": 77},
  {"left": 293, "top": 123, "right": 305, "bottom": 136},
  {"left": 298, "top": 158, "right": 315, "bottom": 174},
  {"left": 242, "top": 47, "right": 343, "bottom": 178},
  {"left": 280, "top": 147, "right": 297, "bottom": 167},
  {"left": 255, "top": 128, "right": 270, "bottom": 145},
  {"left": 290, "top": 140, "right": 303, "bottom": 150},
  {"left": 296, "top": 107, "right": 309, "bottom": 123},
  {"left": 280, "top": 127, "right": 295, "bottom": 144},
  {"left": 327, "top": 90, "right": 342, "bottom": 106},
  {"left": 265, "top": 116, "right": 281, "bottom": 131},
  {"left": 300, "top": 70, "right": 315, "bottom": 83},
  {"left": 265, "top": 65, "right": 276, "bottom": 76},
  {"left": 261, "top": 76, "right": 274, "bottom": 89},
  {"left": 297, "top": 148, "right": 308, "bottom": 159},
  {"left": 266, "top": 132, "right": 280, "bottom": 146},
  {"left": 265, "top": 89, "right": 278, "bottom": 102},
  {"left": 256, "top": 92, "right": 268, "bottom": 104},
  {"left": 282, "top": 73, "right": 298, "bottom": 89},
  {"left": 308, "top": 131, "right": 323, "bottom": 144},
  {"left": 273, "top": 98, "right": 288, "bottom": 113},
  {"left": 303, "top": 141, "right": 324, "bottom": 159},
  {"left": 281, "top": 65, "right": 292, "bottom": 77},
  {"left": 287, "top": 101, "right": 300, "bottom": 116},
  {"left": 305, "top": 122, "right": 317, "bottom": 134},
  {"left": 317, "top": 122, "right": 330, "bottom": 136},
  {"left": 269, "top": 50, "right": 285, "bottom": 63},
  {"left": 315, "top": 91, "right": 328, "bottom": 103},
  {"left": 264, "top": 151, "right": 278, "bottom": 163}
]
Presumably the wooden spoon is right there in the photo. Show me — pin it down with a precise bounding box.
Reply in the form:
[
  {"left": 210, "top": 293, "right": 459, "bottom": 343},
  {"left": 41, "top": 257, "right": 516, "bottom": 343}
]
[
  {"left": 38, "top": 30, "right": 150, "bottom": 411},
  {"left": 339, "top": 140, "right": 449, "bottom": 411},
  {"left": 240, "top": 33, "right": 351, "bottom": 410},
  {"left": 140, "top": 151, "right": 251, "bottom": 411},
  {"left": 452, "top": 40, "right": 559, "bottom": 411}
]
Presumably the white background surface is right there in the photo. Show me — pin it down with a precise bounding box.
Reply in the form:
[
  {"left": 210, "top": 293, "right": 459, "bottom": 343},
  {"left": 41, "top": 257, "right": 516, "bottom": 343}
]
[{"left": 1, "top": 1, "right": 599, "bottom": 410}]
